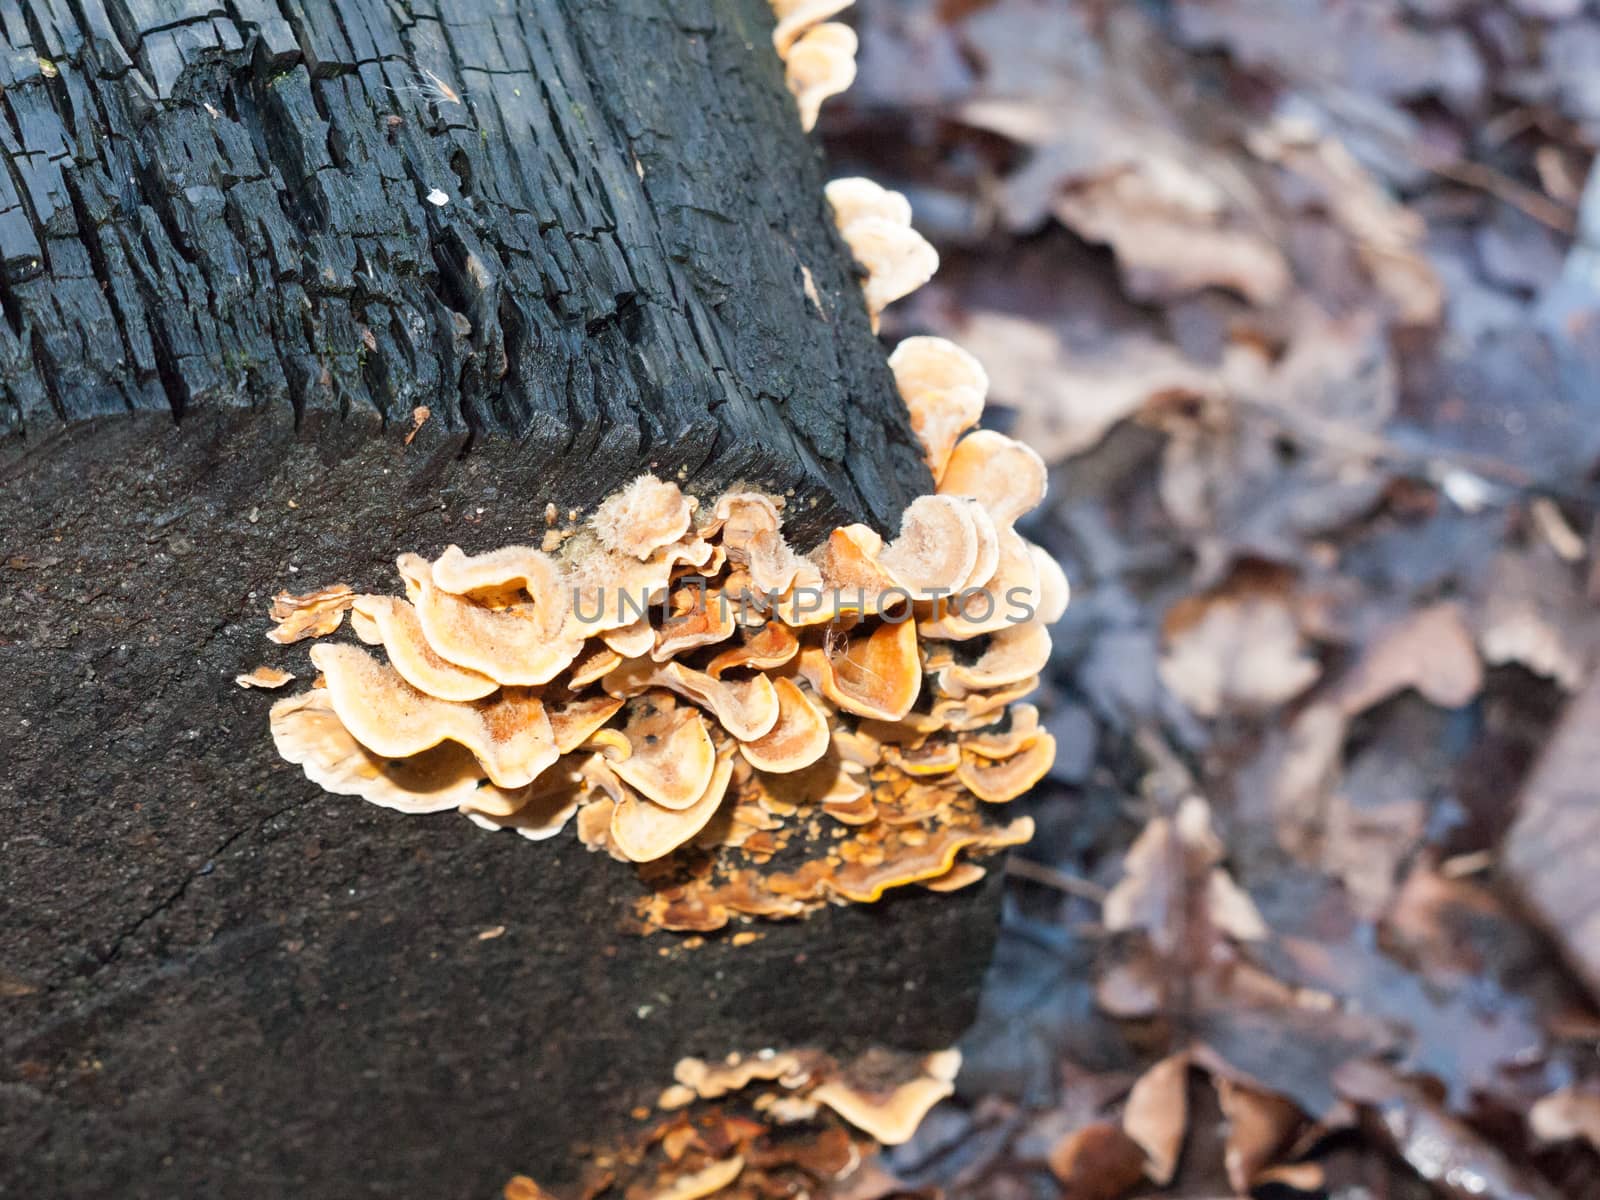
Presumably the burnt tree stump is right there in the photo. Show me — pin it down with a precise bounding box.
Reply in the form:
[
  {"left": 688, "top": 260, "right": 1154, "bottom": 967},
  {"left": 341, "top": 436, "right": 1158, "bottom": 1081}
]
[{"left": 0, "top": 2, "right": 1001, "bottom": 1196}]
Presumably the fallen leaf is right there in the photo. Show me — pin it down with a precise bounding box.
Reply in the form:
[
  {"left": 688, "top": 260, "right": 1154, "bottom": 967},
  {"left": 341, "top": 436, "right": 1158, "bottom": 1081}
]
[
  {"left": 956, "top": 310, "right": 1217, "bottom": 462},
  {"left": 405, "top": 405, "right": 432, "bottom": 446},
  {"left": 1333, "top": 601, "right": 1482, "bottom": 715},
  {"left": 1476, "top": 547, "right": 1592, "bottom": 691},
  {"left": 1334, "top": 1060, "right": 1564, "bottom": 1200},
  {"left": 1046, "top": 1121, "right": 1146, "bottom": 1200},
  {"left": 1530, "top": 1085, "right": 1600, "bottom": 1151},
  {"left": 1503, "top": 671, "right": 1600, "bottom": 1003},
  {"left": 1215, "top": 1077, "right": 1303, "bottom": 1194},
  {"left": 1122, "top": 1052, "right": 1189, "bottom": 1185},
  {"left": 1159, "top": 570, "right": 1321, "bottom": 718}
]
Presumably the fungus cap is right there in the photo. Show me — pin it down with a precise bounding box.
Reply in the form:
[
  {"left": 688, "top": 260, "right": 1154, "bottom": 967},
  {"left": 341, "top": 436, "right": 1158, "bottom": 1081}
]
[
  {"left": 270, "top": 689, "right": 506, "bottom": 814},
  {"left": 961, "top": 703, "right": 1041, "bottom": 759},
  {"left": 922, "top": 861, "right": 988, "bottom": 892},
  {"left": 957, "top": 733, "right": 1057, "bottom": 803},
  {"left": 920, "top": 528, "right": 1040, "bottom": 640},
  {"left": 807, "top": 525, "right": 894, "bottom": 617},
  {"left": 651, "top": 1155, "right": 745, "bottom": 1200},
  {"left": 705, "top": 622, "right": 800, "bottom": 679},
  {"left": 601, "top": 617, "right": 656, "bottom": 659},
  {"left": 465, "top": 781, "right": 583, "bottom": 842},
  {"left": 888, "top": 338, "right": 991, "bottom": 477},
  {"left": 771, "top": 0, "right": 854, "bottom": 55},
  {"left": 673, "top": 1051, "right": 809, "bottom": 1098},
  {"left": 606, "top": 660, "right": 782, "bottom": 743},
  {"left": 236, "top": 666, "right": 295, "bottom": 689},
  {"left": 939, "top": 622, "right": 1053, "bottom": 694},
  {"left": 545, "top": 693, "right": 626, "bottom": 754},
  {"left": 609, "top": 755, "right": 734, "bottom": 862},
  {"left": 430, "top": 543, "right": 562, "bottom": 600},
  {"left": 413, "top": 569, "right": 582, "bottom": 687},
  {"left": 937, "top": 430, "right": 1048, "bottom": 528},
  {"left": 801, "top": 617, "right": 922, "bottom": 722},
  {"left": 877, "top": 495, "right": 979, "bottom": 597},
  {"left": 591, "top": 476, "right": 694, "bottom": 561},
  {"left": 566, "top": 537, "right": 716, "bottom": 636},
  {"left": 824, "top": 177, "right": 913, "bottom": 231},
  {"left": 267, "top": 583, "right": 354, "bottom": 644},
  {"left": 714, "top": 493, "right": 820, "bottom": 595},
  {"left": 1031, "top": 545, "right": 1071, "bottom": 625},
  {"left": 835, "top": 217, "right": 939, "bottom": 319},
  {"left": 785, "top": 22, "right": 857, "bottom": 131},
  {"left": 739, "top": 678, "right": 831, "bottom": 773},
  {"left": 810, "top": 1051, "right": 963, "bottom": 1145},
  {"left": 568, "top": 644, "right": 623, "bottom": 688},
  {"left": 350, "top": 594, "right": 500, "bottom": 701},
  {"left": 652, "top": 584, "right": 738, "bottom": 661},
  {"left": 888, "top": 336, "right": 989, "bottom": 400},
  {"left": 609, "top": 696, "right": 718, "bottom": 810},
  {"left": 904, "top": 387, "right": 986, "bottom": 481},
  {"left": 310, "top": 643, "right": 558, "bottom": 789}
]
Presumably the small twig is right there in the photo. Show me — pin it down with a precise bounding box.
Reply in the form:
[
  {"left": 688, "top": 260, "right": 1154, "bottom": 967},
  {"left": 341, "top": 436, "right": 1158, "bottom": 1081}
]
[
  {"left": 1006, "top": 855, "right": 1107, "bottom": 902},
  {"left": 1418, "top": 152, "right": 1576, "bottom": 236}
]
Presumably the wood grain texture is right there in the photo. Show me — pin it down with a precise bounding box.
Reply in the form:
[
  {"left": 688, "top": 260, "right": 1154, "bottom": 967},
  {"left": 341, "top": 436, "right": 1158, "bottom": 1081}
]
[{"left": 0, "top": 0, "right": 931, "bottom": 542}]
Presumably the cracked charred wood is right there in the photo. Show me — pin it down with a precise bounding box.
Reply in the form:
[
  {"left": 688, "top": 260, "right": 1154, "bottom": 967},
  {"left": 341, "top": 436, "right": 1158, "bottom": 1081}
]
[{"left": 0, "top": 2, "right": 997, "bottom": 1197}]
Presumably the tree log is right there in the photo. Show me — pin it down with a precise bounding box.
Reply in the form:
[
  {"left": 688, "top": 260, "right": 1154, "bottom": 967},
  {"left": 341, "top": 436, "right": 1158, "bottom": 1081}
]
[{"left": 0, "top": 2, "right": 998, "bottom": 1196}]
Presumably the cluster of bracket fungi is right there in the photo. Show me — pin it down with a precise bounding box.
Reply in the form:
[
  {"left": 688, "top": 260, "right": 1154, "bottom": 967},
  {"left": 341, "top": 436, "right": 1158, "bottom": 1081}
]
[
  {"left": 502, "top": 1047, "right": 960, "bottom": 1200},
  {"left": 262, "top": 0, "right": 1064, "bottom": 935},
  {"left": 268, "top": 366, "right": 1062, "bottom": 930}
]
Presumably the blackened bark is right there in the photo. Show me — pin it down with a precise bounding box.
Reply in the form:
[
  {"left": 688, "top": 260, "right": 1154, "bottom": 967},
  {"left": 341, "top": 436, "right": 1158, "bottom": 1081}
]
[
  {"left": 0, "top": 0, "right": 931, "bottom": 536},
  {"left": 0, "top": 3, "right": 994, "bottom": 1198}
]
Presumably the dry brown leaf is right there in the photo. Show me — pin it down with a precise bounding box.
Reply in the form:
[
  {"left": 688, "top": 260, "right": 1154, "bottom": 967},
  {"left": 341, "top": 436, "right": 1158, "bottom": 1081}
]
[
  {"left": 1249, "top": 120, "right": 1442, "bottom": 326},
  {"left": 1530, "top": 1086, "right": 1600, "bottom": 1151},
  {"left": 1046, "top": 1121, "right": 1146, "bottom": 1200},
  {"left": 1122, "top": 1052, "right": 1189, "bottom": 1185},
  {"left": 1476, "top": 547, "right": 1592, "bottom": 691},
  {"left": 1254, "top": 1162, "right": 1326, "bottom": 1192},
  {"left": 1504, "top": 673, "right": 1600, "bottom": 1000},
  {"left": 1242, "top": 700, "right": 1428, "bottom": 918},
  {"left": 1054, "top": 166, "right": 1291, "bottom": 308},
  {"left": 1215, "top": 1077, "right": 1304, "bottom": 1194},
  {"left": 1103, "top": 796, "right": 1264, "bottom": 952},
  {"left": 1333, "top": 601, "right": 1482, "bottom": 715},
  {"left": 1159, "top": 580, "right": 1320, "bottom": 718},
  {"left": 1334, "top": 1061, "right": 1564, "bottom": 1200},
  {"left": 405, "top": 405, "right": 431, "bottom": 445},
  {"left": 1205, "top": 868, "right": 1269, "bottom": 942},
  {"left": 955, "top": 310, "right": 1217, "bottom": 462}
]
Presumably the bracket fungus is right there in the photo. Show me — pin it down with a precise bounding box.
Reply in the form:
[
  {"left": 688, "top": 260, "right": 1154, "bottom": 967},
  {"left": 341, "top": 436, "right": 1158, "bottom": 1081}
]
[
  {"left": 266, "top": 444, "right": 1059, "bottom": 929},
  {"left": 784, "top": 23, "right": 858, "bottom": 133},
  {"left": 261, "top": 4, "right": 1065, "bottom": 934},
  {"left": 267, "top": 582, "right": 354, "bottom": 644},
  {"left": 769, "top": 0, "right": 859, "bottom": 132},
  {"left": 826, "top": 177, "right": 939, "bottom": 328},
  {"left": 770, "top": 0, "right": 854, "bottom": 56},
  {"left": 505, "top": 1045, "right": 962, "bottom": 1200}
]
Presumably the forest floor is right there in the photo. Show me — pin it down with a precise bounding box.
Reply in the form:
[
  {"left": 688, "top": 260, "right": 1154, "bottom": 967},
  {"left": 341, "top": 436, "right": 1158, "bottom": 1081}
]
[{"left": 823, "top": 2, "right": 1600, "bottom": 1197}]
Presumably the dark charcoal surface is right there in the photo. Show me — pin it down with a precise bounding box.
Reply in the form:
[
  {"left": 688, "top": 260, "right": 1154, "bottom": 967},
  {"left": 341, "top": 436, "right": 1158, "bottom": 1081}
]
[
  {"left": 0, "top": 2, "right": 986, "bottom": 1196},
  {"left": 0, "top": 413, "right": 997, "bottom": 1198},
  {"left": 0, "top": 0, "right": 932, "bottom": 542}
]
